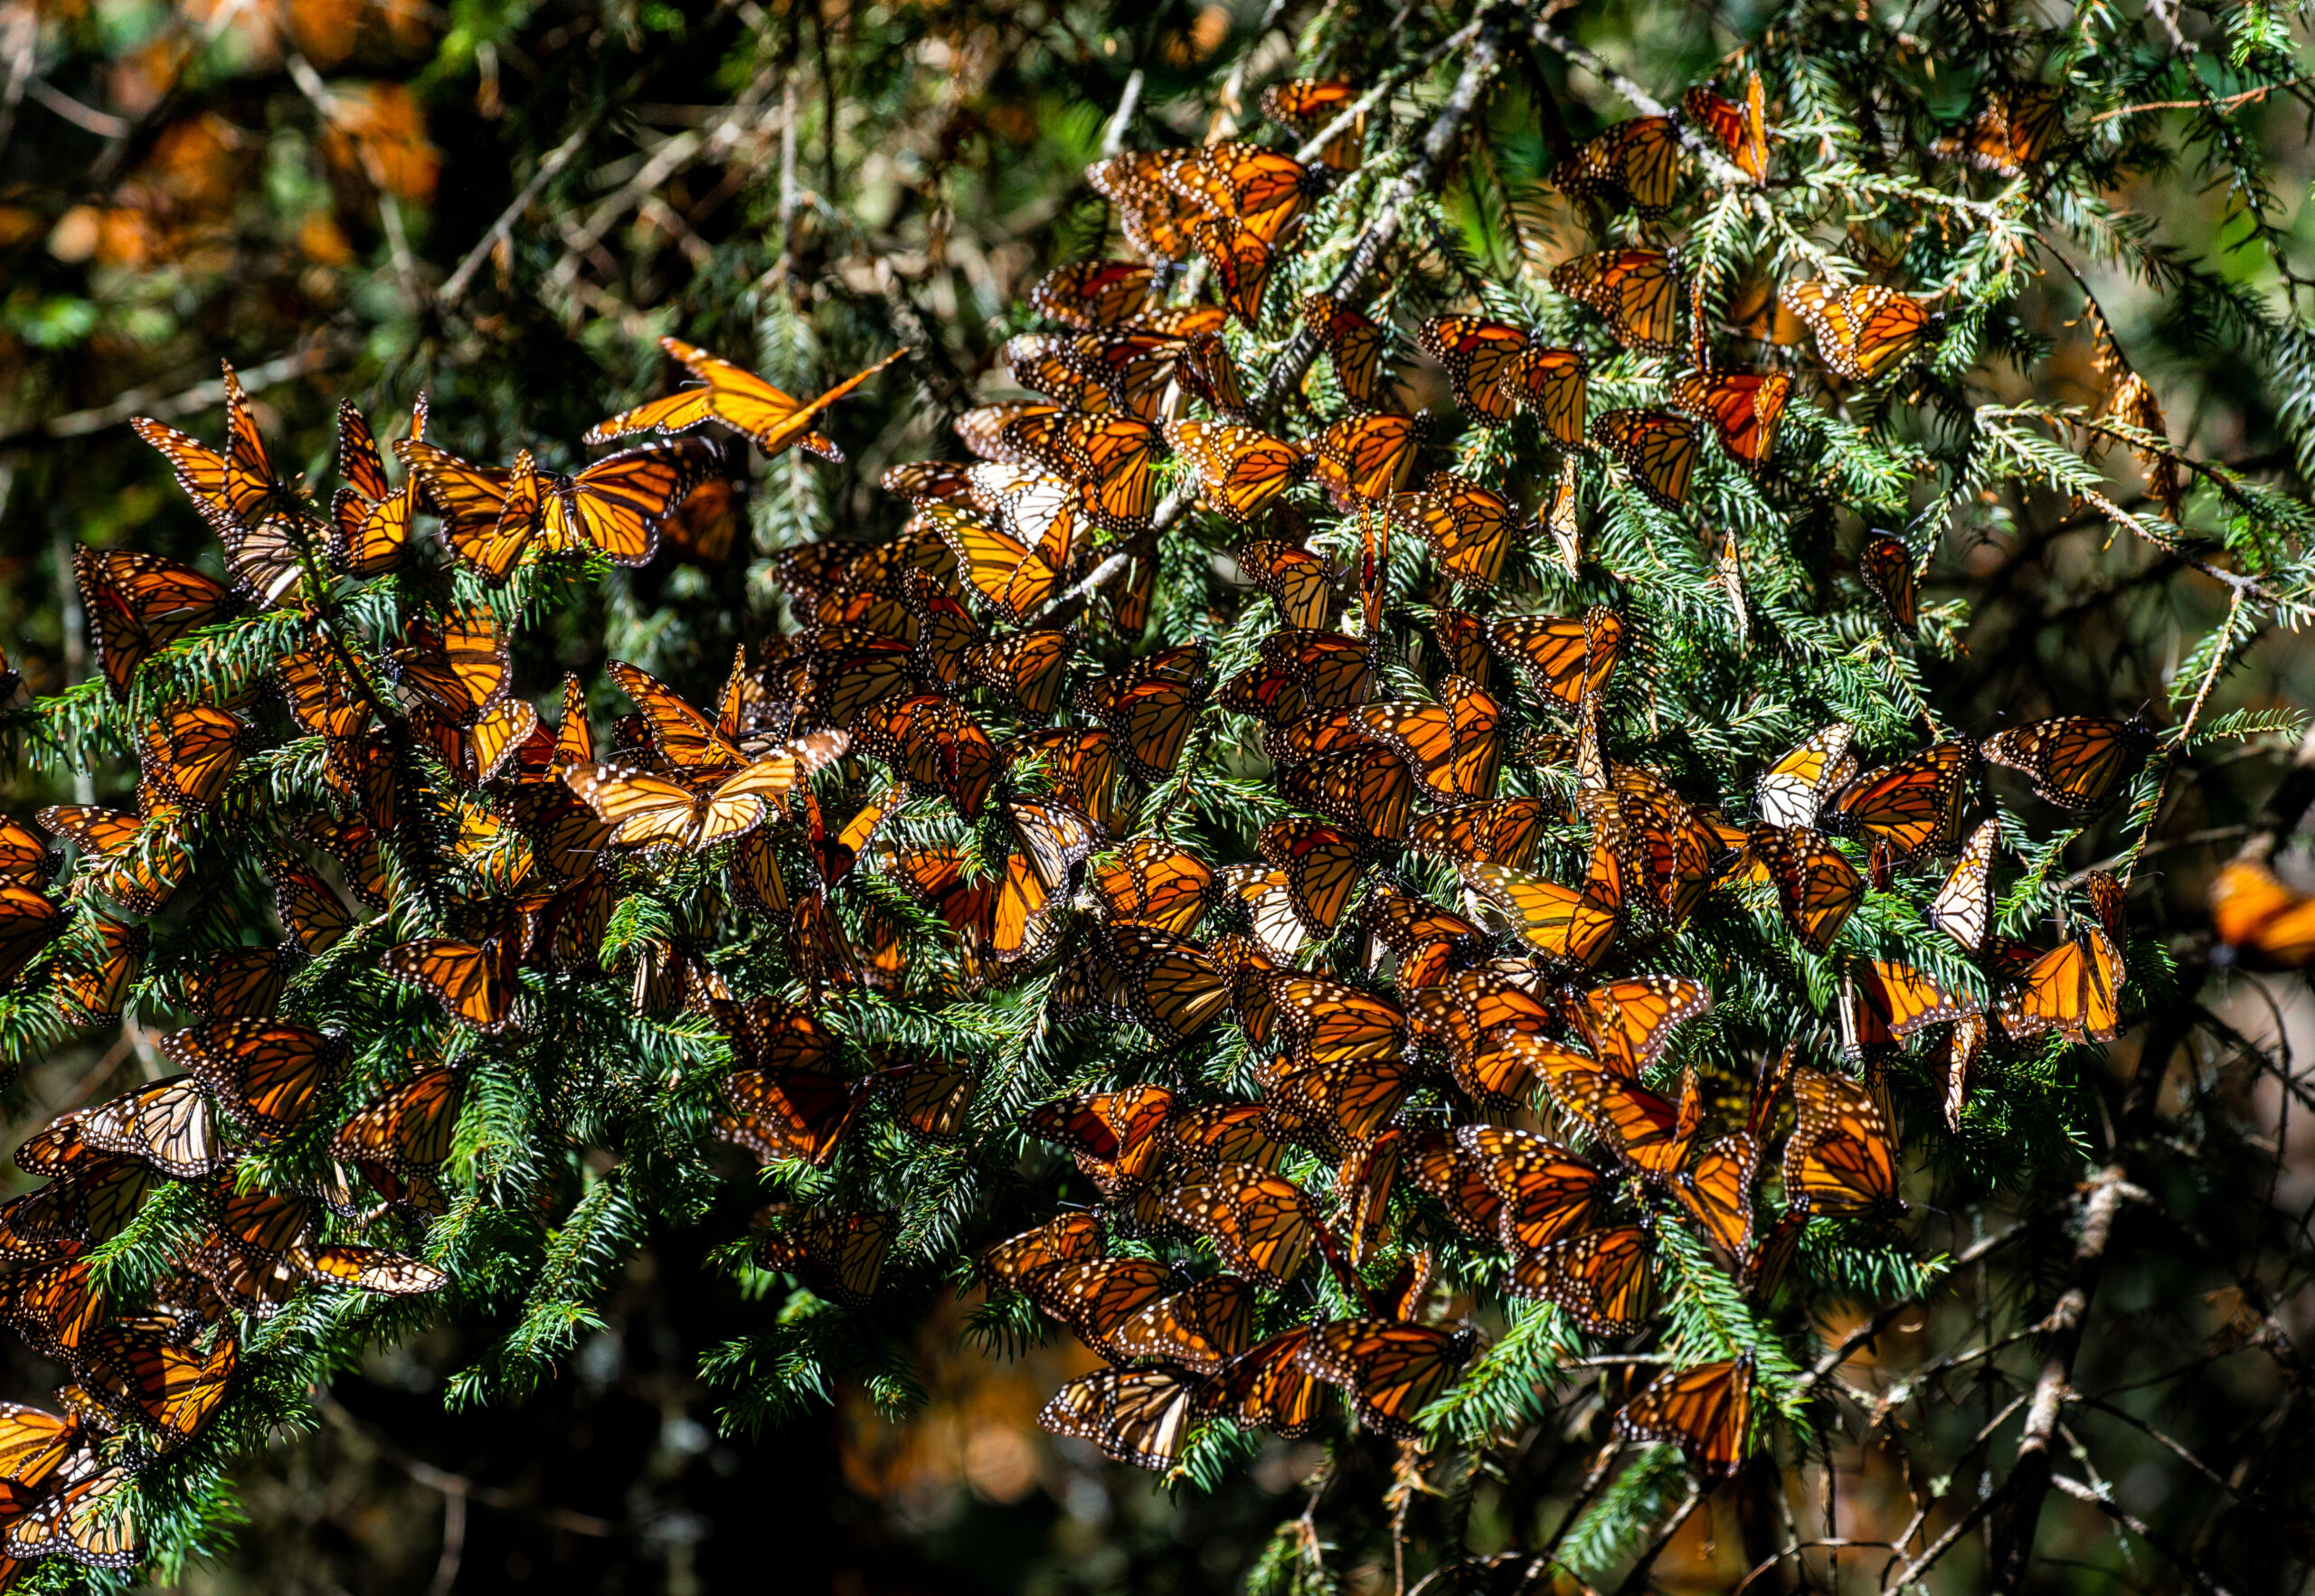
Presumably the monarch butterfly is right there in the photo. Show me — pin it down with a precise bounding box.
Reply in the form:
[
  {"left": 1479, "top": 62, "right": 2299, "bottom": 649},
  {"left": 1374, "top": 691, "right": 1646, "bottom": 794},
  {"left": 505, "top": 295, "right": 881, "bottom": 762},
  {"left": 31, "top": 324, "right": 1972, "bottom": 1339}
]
[
  {"left": 1543, "top": 457, "right": 1583, "bottom": 575},
  {"left": 1262, "top": 1050, "right": 1413, "bottom": 1156},
  {"left": 71, "top": 1324, "right": 233, "bottom": 1449},
  {"left": 754, "top": 1209, "right": 896, "bottom": 1308},
  {"left": 1456, "top": 1126, "right": 1605, "bottom": 1251},
  {"left": 1668, "top": 1131, "right": 1761, "bottom": 1256},
  {"left": 77, "top": 1076, "right": 220, "bottom": 1179},
  {"left": 261, "top": 853, "right": 352, "bottom": 959},
  {"left": 1565, "top": 975, "right": 1714, "bottom": 1079},
  {"left": 1755, "top": 724, "right": 1855, "bottom": 829},
  {"left": 1404, "top": 979, "right": 1551, "bottom": 1109},
  {"left": 1017, "top": 1254, "right": 1176, "bottom": 1355},
  {"left": 1822, "top": 741, "right": 1976, "bottom": 855},
  {"left": 382, "top": 931, "right": 524, "bottom": 1034},
  {"left": 132, "top": 371, "right": 307, "bottom": 607},
  {"left": 1782, "top": 1066, "right": 1901, "bottom": 1218},
  {"left": 37, "top": 805, "right": 190, "bottom": 918},
  {"left": 1669, "top": 370, "right": 1791, "bottom": 467},
  {"left": 1749, "top": 826, "right": 1864, "bottom": 953},
  {"left": 392, "top": 604, "right": 511, "bottom": 728},
  {"left": 980, "top": 1213, "right": 1105, "bottom": 1289},
  {"left": 1684, "top": 74, "right": 1771, "bottom": 181},
  {"left": 1487, "top": 605, "right": 1624, "bottom": 710},
  {"left": 159, "top": 1019, "right": 345, "bottom": 1140},
  {"left": 1299, "top": 1319, "right": 1476, "bottom": 1441},
  {"left": 1380, "top": 472, "right": 1517, "bottom": 588},
  {"left": 1949, "top": 84, "right": 2064, "bottom": 176},
  {"left": 1197, "top": 1326, "right": 1332, "bottom": 1439},
  {"left": 47, "top": 912, "right": 145, "bottom": 1029},
  {"left": 1982, "top": 716, "right": 2153, "bottom": 814},
  {"left": 72, "top": 547, "right": 237, "bottom": 700},
  {"left": 1166, "top": 142, "right": 1323, "bottom": 241},
  {"left": 1353, "top": 675, "right": 1504, "bottom": 804},
  {"left": 1942, "top": 1011, "right": 1990, "bottom": 1130},
  {"left": 399, "top": 440, "right": 704, "bottom": 581},
  {"left": 303, "top": 1243, "right": 449, "bottom": 1296},
  {"left": 1593, "top": 788, "right": 1722, "bottom": 924},
  {"left": 1305, "top": 412, "right": 1425, "bottom": 508},
  {"left": 2212, "top": 859, "right": 2315, "bottom": 968},
  {"left": 1005, "top": 331, "right": 1180, "bottom": 419},
  {"left": 1263, "top": 75, "right": 1363, "bottom": 167},
  {"left": 1040, "top": 1365, "right": 1196, "bottom": 1470},
  {"left": 719, "top": 1055, "right": 865, "bottom": 1166},
  {"left": 1616, "top": 1355, "right": 1753, "bottom": 1474},
  {"left": 1404, "top": 1127, "right": 1505, "bottom": 1240},
  {"left": 1080, "top": 647, "right": 1211, "bottom": 786},
  {"left": 1360, "top": 885, "right": 1486, "bottom": 989},
  {"left": 1087, "top": 1274, "right": 1255, "bottom": 1377},
  {"left": 1167, "top": 419, "right": 1307, "bottom": 524},
  {"left": 1218, "top": 628, "right": 1374, "bottom": 727},
  {"left": 1538, "top": 1049, "right": 1700, "bottom": 1175},
  {"left": 1252, "top": 818, "right": 1364, "bottom": 936},
  {"left": 1921, "top": 818, "right": 2001, "bottom": 955},
  {"left": 1186, "top": 216, "right": 1272, "bottom": 326},
  {"left": 330, "top": 396, "right": 428, "bottom": 577},
  {"left": 562, "top": 732, "right": 847, "bottom": 850},
  {"left": 856, "top": 695, "right": 1000, "bottom": 819},
  {"left": 1551, "top": 250, "right": 1681, "bottom": 354},
  {"left": 1516, "top": 1224, "right": 1656, "bottom": 1335},
  {"left": 1590, "top": 409, "right": 1701, "bottom": 510},
  {"left": 1235, "top": 541, "right": 1335, "bottom": 630},
  {"left": 1026, "top": 1084, "right": 1176, "bottom": 1200},
  {"left": 1462, "top": 862, "right": 1620, "bottom": 970},
  {"left": 1994, "top": 928, "right": 2124, "bottom": 1043},
  {"left": 137, "top": 706, "right": 249, "bottom": 812},
  {"left": 1404, "top": 796, "right": 1551, "bottom": 870},
  {"left": 586, "top": 338, "right": 905, "bottom": 460},
  {"left": 2, "top": 1461, "right": 141, "bottom": 1569},
  {"left": 1333, "top": 1126, "right": 1402, "bottom": 1266},
  {"left": 329, "top": 1066, "right": 460, "bottom": 1175},
  {"left": 1033, "top": 261, "right": 1222, "bottom": 336},
  {"left": 1843, "top": 960, "right": 1980, "bottom": 1053},
  {"left": 1156, "top": 1104, "right": 1281, "bottom": 1176},
  {"left": 1301, "top": 294, "right": 1391, "bottom": 408},
  {"left": 0, "top": 818, "right": 58, "bottom": 892},
  {"left": 1858, "top": 534, "right": 1919, "bottom": 628},
  {"left": 1000, "top": 410, "right": 1163, "bottom": 531},
  {"left": 1414, "top": 317, "right": 1589, "bottom": 442},
  {"left": 1275, "top": 743, "right": 1413, "bottom": 843},
  {"left": 1164, "top": 1163, "right": 1318, "bottom": 1289},
  {"left": 0, "top": 883, "right": 62, "bottom": 989},
  {"left": 1781, "top": 280, "right": 1933, "bottom": 382},
  {"left": 1220, "top": 862, "right": 1309, "bottom": 962},
  {"left": 1554, "top": 117, "right": 1683, "bottom": 217}
]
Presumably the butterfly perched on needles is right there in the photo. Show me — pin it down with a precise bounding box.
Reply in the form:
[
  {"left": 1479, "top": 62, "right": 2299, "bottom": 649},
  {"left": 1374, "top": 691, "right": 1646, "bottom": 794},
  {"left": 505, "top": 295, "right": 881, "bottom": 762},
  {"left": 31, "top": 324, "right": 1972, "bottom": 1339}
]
[
  {"left": 1616, "top": 1355, "right": 1753, "bottom": 1474},
  {"left": 1305, "top": 412, "right": 1425, "bottom": 508},
  {"left": 1941, "top": 84, "right": 2064, "bottom": 177},
  {"left": 1004, "top": 331, "right": 1182, "bottom": 420},
  {"left": 1551, "top": 249, "right": 1682, "bottom": 355},
  {"left": 1820, "top": 741, "right": 1976, "bottom": 857},
  {"left": 1982, "top": 716, "right": 2154, "bottom": 814},
  {"left": 72, "top": 548, "right": 237, "bottom": 701},
  {"left": 1781, "top": 1065, "right": 1901, "bottom": 1219},
  {"left": 1683, "top": 74, "right": 1771, "bottom": 182},
  {"left": 1781, "top": 280, "right": 1935, "bottom": 382},
  {"left": 1591, "top": 409, "right": 1701, "bottom": 510},
  {"left": 1040, "top": 1365, "right": 1197, "bottom": 1470},
  {"left": 1302, "top": 294, "right": 1394, "bottom": 408},
  {"left": 1992, "top": 926, "right": 2125, "bottom": 1044},
  {"left": 563, "top": 731, "right": 847, "bottom": 850},
  {"left": 160, "top": 1019, "right": 346, "bottom": 1141},
  {"left": 1298, "top": 1319, "right": 1476, "bottom": 1441},
  {"left": 1554, "top": 115, "right": 1684, "bottom": 218},
  {"left": 588, "top": 338, "right": 907, "bottom": 461},
  {"left": 1858, "top": 534, "right": 1919, "bottom": 628},
  {"left": 1026, "top": 260, "right": 1226, "bottom": 338},
  {"left": 1668, "top": 369, "right": 1791, "bottom": 468},
  {"left": 131, "top": 362, "right": 310, "bottom": 607},
  {"left": 1413, "top": 316, "right": 1587, "bottom": 442},
  {"left": 397, "top": 439, "right": 707, "bottom": 582},
  {"left": 1462, "top": 862, "right": 1619, "bottom": 971},
  {"left": 1167, "top": 419, "right": 1308, "bottom": 524},
  {"left": 330, "top": 395, "right": 429, "bottom": 578},
  {"left": 754, "top": 1210, "right": 895, "bottom": 1308},
  {"left": 1380, "top": 473, "right": 1518, "bottom": 588},
  {"left": 1262, "top": 76, "right": 1364, "bottom": 168}
]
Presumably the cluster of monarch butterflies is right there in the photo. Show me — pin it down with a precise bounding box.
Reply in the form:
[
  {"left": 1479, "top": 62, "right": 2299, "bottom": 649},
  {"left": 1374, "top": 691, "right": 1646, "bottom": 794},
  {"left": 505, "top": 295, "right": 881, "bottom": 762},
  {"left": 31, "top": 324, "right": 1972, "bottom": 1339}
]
[
  {"left": 0, "top": 52, "right": 2144, "bottom": 1556},
  {"left": 689, "top": 73, "right": 2143, "bottom": 1480}
]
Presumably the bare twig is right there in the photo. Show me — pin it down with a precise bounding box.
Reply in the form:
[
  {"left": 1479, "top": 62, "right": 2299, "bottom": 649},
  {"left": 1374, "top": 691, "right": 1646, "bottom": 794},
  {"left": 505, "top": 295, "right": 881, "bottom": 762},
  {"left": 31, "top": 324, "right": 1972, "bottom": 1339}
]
[
  {"left": 439, "top": 116, "right": 602, "bottom": 309},
  {"left": 316, "top": 1390, "right": 619, "bottom": 1539},
  {"left": 0, "top": 341, "right": 340, "bottom": 446}
]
